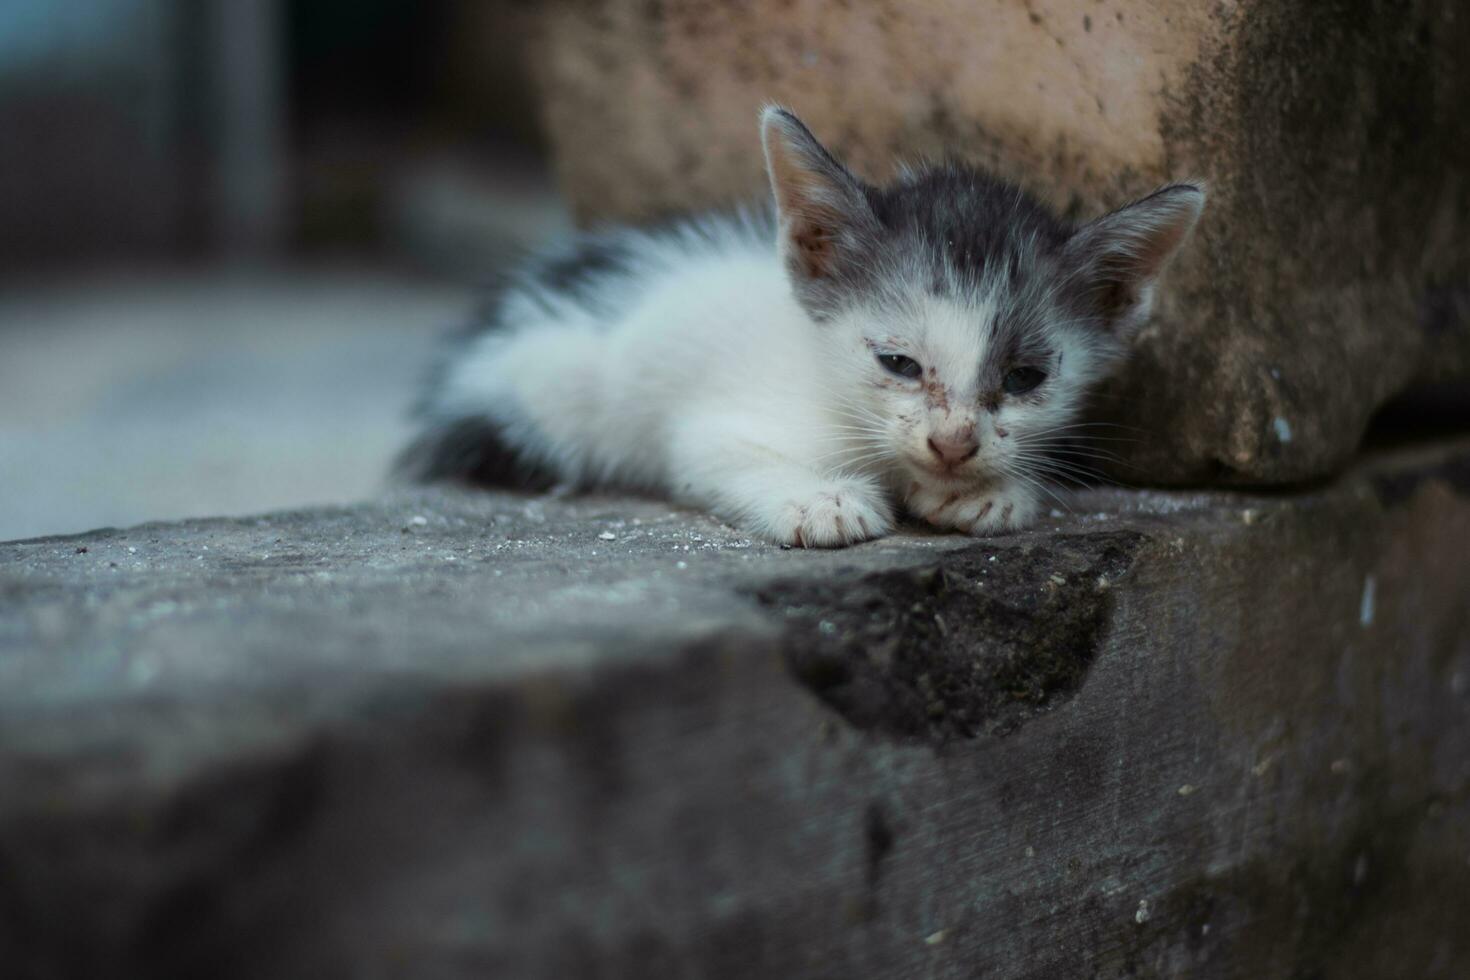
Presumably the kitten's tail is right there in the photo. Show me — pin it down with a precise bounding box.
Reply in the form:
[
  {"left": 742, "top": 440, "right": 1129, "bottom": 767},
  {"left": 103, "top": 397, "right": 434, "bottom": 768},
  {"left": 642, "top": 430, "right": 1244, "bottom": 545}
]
[{"left": 391, "top": 415, "right": 558, "bottom": 490}]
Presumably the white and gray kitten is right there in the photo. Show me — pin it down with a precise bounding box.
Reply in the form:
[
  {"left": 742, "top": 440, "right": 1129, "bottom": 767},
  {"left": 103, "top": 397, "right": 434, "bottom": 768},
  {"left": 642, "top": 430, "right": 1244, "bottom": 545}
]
[{"left": 398, "top": 107, "right": 1204, "bottom": 548}]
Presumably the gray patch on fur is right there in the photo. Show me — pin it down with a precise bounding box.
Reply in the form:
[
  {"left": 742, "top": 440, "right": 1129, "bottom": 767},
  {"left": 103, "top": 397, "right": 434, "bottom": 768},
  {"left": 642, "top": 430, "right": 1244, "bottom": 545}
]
[{"left": 393, "top": 415, "right": 559, "bottom": 490}]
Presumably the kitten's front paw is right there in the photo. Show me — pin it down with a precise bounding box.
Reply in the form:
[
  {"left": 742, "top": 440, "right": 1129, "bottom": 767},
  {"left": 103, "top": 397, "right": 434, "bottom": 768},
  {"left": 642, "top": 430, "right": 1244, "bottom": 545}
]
[
  {"left": 905, "top": 480, "right": 1040, "bottom": 535},
  {"left": 773, "top": 485, "right": 892, "bottom": 548}
]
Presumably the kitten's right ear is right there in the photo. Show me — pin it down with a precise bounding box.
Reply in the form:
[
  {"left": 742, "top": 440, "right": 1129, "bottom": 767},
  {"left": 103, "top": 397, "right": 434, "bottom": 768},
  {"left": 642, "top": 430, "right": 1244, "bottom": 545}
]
[{"left": 760, "top": 106, "right": 877, "bottom": 283}]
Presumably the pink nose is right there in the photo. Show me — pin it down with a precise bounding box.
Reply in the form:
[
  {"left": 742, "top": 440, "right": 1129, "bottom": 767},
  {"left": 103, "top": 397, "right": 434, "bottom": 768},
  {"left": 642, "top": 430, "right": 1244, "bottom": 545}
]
[{"left": 927, "top": 430, "right": 979, "bottom": 466}]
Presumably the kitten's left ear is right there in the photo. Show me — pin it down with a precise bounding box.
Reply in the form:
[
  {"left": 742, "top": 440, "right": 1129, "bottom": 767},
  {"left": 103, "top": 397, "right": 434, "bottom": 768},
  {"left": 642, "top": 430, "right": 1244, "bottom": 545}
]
[
  {"left": 760, "top": 105, "right": 878, "bottom": 284},
  {"left": 1064, "top": 183, "right": 1206, "bottom": 336}
]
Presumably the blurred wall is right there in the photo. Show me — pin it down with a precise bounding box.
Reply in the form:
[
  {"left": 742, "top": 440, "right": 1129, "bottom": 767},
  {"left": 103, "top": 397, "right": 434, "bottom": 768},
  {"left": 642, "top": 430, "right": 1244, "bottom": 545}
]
[
  {"left": 0, "top": 0, "right": 203, "bottom": 271},
  {"left": 0, "top": 0, "right": 552, "bottom": 279}
]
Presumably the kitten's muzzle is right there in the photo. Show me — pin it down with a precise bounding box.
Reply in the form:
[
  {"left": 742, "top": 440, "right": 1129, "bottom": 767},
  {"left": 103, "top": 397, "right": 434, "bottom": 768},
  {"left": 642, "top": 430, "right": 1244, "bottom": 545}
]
[{"left": 926, "top": 431, "right": 979, "bottom": 469}]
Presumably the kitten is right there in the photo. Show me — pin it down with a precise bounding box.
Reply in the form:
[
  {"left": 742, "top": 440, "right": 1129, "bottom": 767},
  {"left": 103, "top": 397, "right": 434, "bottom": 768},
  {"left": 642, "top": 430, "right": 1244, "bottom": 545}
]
[{"left": 397, "top": 106, "right": 1204, "bottom": 548}]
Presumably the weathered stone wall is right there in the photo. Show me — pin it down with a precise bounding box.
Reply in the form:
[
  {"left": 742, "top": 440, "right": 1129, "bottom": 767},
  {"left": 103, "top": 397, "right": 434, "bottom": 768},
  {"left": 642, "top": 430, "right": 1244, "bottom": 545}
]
[
  {"left": 3, "top": 440, "right": 1468, "bottom": 977},
  {"left": 530, "top": 0, "right": 1470, "bottom": 487}
]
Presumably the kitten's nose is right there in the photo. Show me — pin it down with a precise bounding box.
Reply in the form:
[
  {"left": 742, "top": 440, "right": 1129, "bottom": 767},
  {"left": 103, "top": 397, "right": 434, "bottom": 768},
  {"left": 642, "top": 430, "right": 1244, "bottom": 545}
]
[{"left": 927, "top": 430, "right": 979, "bottom": 466}]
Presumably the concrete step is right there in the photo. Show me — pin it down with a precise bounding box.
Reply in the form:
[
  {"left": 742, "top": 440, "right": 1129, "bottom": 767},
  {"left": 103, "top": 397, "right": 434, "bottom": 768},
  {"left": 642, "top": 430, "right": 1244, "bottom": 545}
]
[{"left": 2, "top": 439, "right": 1469, "bottom": 977}]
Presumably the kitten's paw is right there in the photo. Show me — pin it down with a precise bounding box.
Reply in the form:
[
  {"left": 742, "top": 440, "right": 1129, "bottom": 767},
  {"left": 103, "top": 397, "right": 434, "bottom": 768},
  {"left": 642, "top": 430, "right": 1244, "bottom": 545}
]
[
  {"left": 905, "top": 480, "right": 1040, "bottom": 535},
  {"left": 772, "top": 485, "right": 892, "bottom": 548}
]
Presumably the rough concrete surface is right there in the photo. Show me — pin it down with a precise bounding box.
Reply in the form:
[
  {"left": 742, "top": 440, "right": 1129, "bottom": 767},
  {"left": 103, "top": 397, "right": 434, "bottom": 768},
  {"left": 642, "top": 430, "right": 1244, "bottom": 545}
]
[
  {"left": 530, "top": 0, "right": 1470, "bottom": 487},
  {"left": 2, "top": 438, "right": 1468, "bottom": 977}
]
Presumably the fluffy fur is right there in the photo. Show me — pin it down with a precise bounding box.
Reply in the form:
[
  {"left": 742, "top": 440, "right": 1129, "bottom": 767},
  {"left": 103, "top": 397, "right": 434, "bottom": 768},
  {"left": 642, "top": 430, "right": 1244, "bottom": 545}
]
[{"left": 398, "top": 107, "right": 1204, "bottom": 547}]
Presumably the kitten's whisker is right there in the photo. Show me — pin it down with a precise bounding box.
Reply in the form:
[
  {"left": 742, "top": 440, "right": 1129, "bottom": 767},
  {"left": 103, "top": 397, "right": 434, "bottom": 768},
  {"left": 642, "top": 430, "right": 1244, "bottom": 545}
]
[
  {"left": 812, "top": 446, "right": 881, "bottom": 464},
  {"left": 1023, "top": 421, "right": 1148, "bottom": 436},
  {"left": 1010, "top": 463, "right": 1107, "bottom": 478},
  {"left": 1004, "top": 467, "right": 1073, "bottom": 512},
  {"left": 1017, "top": 451, "right": 1138, "bottom": 477},
  {"left": 833, "top": 447, "right": 898, "bottom": 466},
  {"left": 824, "top": 405, "right": 890, "bottom": 426},
  {"left": 1009, "top": 440, "right": 1121, "bottom": 455},
  {"left": 1022, "top": 461, "right": 1110, "bottom": 488},
  {"left": 1016, "top": 472, "right": 1076, "bottom": 510},
  {"left": 1011, "top": 449, "right": 1127, "bottom": 469},
  {"left": 1011, "top": 450, "right": 1112, "bottom": 472}
]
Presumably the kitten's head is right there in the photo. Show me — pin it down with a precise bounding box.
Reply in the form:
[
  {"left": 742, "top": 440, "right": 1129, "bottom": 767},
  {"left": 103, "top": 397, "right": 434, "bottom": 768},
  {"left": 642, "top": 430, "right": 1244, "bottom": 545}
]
[{"left": 760, "top": 106, "right": 1203, "bottom": 491}]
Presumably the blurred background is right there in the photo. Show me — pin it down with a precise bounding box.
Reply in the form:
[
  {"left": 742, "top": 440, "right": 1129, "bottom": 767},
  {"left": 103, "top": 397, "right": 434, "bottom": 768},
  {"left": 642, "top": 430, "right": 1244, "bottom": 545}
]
[{"left": 0, "top": 0, "right": 570, "bottom": 540}]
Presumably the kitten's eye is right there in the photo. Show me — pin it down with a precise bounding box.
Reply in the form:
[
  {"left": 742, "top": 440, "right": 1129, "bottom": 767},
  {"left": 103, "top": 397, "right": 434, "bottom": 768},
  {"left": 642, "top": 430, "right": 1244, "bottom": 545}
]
[
  {"left": 1003, "top": 367, "right": 1047, "bottom": 395},
  {"left": 877, "top": 354, "right": 923, "bottom": 379}
]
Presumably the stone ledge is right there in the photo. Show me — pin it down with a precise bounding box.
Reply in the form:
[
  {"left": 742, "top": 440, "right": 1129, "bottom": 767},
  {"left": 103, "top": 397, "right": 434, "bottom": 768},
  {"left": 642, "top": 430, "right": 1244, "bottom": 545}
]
[{"left": 2, "top": 440, "right": 1469, "bottom": 977}]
